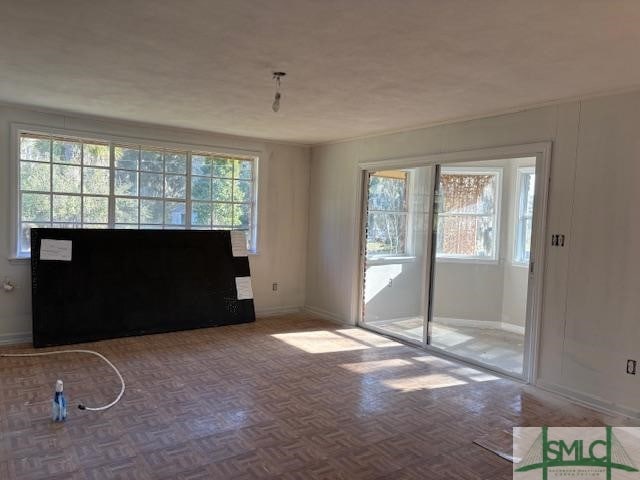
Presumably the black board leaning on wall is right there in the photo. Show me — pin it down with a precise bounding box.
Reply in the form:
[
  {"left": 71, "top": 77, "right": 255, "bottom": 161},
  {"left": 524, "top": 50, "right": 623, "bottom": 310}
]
[{"left": 31, "top": 228, "right": 255, "bottom": 347}]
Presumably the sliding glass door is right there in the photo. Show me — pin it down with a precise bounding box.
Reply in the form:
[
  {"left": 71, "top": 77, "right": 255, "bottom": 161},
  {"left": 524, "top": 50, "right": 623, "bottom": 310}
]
[
  {"left": 428, "top": 158, "right": 536, "bottom": 376},
  {"left": 359, "top": 152, "right": 543, "bottom": 379},
  {"left": 360, "top": 166, "right": 433, "bottom": 344}
]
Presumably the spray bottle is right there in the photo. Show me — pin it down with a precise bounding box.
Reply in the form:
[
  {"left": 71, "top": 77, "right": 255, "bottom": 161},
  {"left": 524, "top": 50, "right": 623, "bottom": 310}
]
[{"left": 52, "top": 379, "right": 67, "bottom": 422}]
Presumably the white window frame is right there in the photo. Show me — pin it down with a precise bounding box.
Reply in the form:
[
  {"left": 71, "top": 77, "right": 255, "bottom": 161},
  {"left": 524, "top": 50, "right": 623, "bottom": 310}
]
[
  {"left": 435, "top": 166, "right": 502, "bottom": 263},
  {"left": 10, "top": 124, "right": 261, "bottom": 258},
  {"left": 513, "top": 166, "right": 535, "bottom": 266},
  {"left": 365, "top": 170, "right": 412, "bottom": 261}
]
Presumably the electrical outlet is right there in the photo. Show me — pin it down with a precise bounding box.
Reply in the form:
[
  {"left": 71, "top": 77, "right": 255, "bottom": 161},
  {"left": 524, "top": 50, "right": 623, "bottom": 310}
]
[
  {"left": 272, "top": 282, "right": 278, "bottom": 292},
  {"left": 2, "top": 278, "right": 15, "bottom": 292},
  {"left": 627, "top": 359, "right": 636, "bottom": 375},
  {"left": 388, "top": 279, "right": 393, "bottom": 287}
]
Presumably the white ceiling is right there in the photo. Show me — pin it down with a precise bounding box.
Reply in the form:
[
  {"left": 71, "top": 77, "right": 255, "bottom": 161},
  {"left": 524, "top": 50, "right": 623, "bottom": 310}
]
[{"left": 1, "top": 1, "right": 640, "bottom": 145}]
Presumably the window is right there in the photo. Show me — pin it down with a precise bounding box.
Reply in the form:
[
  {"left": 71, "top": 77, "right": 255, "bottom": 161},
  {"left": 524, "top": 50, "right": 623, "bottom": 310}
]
[
  {"left": 514, "top": 166, "right": 535, "bottom": 265},
  {"left": 366, "top": 170, "right": 409, "bottom": 257},
  {"left": 436, "top": 167, "right": 501, "bottom": 261},
  {"left": 17, "top": 131, "right": 257, "bottom": 256}
]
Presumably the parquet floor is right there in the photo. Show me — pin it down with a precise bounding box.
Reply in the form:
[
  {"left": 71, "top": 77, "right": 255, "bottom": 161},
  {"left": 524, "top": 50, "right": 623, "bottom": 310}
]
[{"left": 0, "top": 313, "right": 633, "bottom": 479}]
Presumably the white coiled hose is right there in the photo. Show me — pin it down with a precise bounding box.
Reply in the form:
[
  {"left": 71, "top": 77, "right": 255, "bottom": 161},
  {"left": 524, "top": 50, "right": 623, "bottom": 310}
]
[{"left": 0, "top": 349, "right": 125, "bottom": 411}]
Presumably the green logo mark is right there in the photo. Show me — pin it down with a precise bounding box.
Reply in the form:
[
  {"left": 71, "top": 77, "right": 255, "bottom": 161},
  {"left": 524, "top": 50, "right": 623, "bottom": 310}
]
[{"left": 515, "top": 427, "right": 638, "bottom": 479}]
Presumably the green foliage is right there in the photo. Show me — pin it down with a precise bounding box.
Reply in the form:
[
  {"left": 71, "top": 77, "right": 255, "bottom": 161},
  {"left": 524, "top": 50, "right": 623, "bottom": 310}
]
[
  {"left": 191, "top": 177, "right": 211, "bottom": 200},
  {"left": 115, "top": 171, "right": 137, "bottom": 196},
  {"left": 84, "top": 197, "right": 109, "bottom": 223},
  {"left": 165, "top": 175, "right": 186, "bottom": 199},
  {"left": 83, "top": 168, "right": 110, "bottom": 195},
  {"left": 21, "top": 193, "right": 50, "bottom": 221},
  {"left": 140, "top": 200, "right": 163, "bottom": 224},
  {"left": 368, "top": 175, "right": 406, "bottom": 211},
  {"left": 20, "top": 161, "right": 49, "bottom": 191},
  {"left": 21, "top": 137, "right": 50, "bottom": 162},
  {"left": 52, "top": 140, "right": 81, "bottom": 164},
  {"left": 192, "top": 202, "right": 212, "bottom": 226},
  {"left": 211, "top": 178, "right": 232, "bottom": 202},
  {"left": 52, "top": 165, "right": 81, "bottom": 193},
  {"left": 84, "top": 144, "right": 109, "bottom": 167},
  {"left": 213, "top": 158, "right": 233, "bottom": 177},
  {"left": 366, "top": 173, "right": 408, "bottom": 255},
  {"left": 165, "top": 153, "right": 186, "bottom": 174},
  {"left": 212, "top": 203, "right": 232, "bottom": 226},
  {"left": 19, "top": 135, "right": 254, "bottom": 253},
  {"left": 114, "top": 147, "right": 139, "bottom": 170},
  {"left": 140, "top": 173, "right": 163, "bottom": 198},
  {"left": 115, "top": 198, "right": 138, "bottom": 223},
  {"left": 53, "top": 195, "right": 81, "bottom": 222}
]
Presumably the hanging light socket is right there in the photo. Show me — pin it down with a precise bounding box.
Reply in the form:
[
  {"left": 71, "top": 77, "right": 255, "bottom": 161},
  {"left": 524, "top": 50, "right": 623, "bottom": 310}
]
[
  {"left": 272, "top": 91, "right": 281, "bottom": 113},
  {"left": 272, "top": 72, "right": 286, "bottom": 112}
]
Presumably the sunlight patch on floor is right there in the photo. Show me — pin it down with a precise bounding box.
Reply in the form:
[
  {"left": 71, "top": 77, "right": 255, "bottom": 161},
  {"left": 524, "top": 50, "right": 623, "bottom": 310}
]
[
  {"left": 412, "top": 355, "right": 458, "bottom": 368},
  {"left": 340, "top": 358, "right": 412, "bottom": 374},
  {"left": 383, "top": 374, "right": 467, "bottom": 392},
  {"left": 450, "top": 367, "right": 500, "bottom": 382},
  {"left": 271, "top": 331, "right": 370, "bottom": 353}
]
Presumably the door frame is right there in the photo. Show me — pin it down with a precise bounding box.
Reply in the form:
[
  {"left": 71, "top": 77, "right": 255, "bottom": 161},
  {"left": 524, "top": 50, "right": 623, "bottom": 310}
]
[{"left": 355, "top": 142, "right": 552, "bottom": 383}]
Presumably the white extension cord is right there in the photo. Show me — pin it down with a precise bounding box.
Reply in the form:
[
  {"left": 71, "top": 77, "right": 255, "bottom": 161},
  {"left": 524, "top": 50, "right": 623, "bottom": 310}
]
[{"left": 0, "top": 349, "right": 125, "bottom": 411}]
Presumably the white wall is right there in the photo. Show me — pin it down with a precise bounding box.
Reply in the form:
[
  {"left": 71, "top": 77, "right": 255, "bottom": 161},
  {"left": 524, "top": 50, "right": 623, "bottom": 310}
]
[
  {"left": 306, "top": 90, "right": 640, "bottom": 416},
  {"left": 433, "top": 262, "right": 505, "bottom": 323},
  {"left": 364, "top": 262, "right": 425, "bottom": 322},
  {"left": 0, "top": 105, "right": 310, "bottom": 341}
]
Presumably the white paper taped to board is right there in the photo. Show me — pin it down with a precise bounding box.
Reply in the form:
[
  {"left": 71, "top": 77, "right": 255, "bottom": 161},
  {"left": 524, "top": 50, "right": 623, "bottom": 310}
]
[
  {"left": 235, "top": 276, "right": 253, "bottom": 300},
  {"left": 230, "top": 230, "right": 248, "bottom": 257},
  {"left": 40, "top": 239, "right": 72, "bottom": 261}
]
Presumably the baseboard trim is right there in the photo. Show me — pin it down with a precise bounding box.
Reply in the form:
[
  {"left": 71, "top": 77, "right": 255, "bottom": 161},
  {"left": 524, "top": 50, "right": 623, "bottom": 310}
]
[
  {"left": 0, "top": 308, "right": 306, "bottom": 344},
  {"left": 0, "top": 332, "right": 32, "bottom": 346},
  {"left": 303, "top": 305, "right": 352, "bottom": 326},
  {"left": 255, "top": 306, "right": 303, "bottom": 317},
  {"left": 535, "top": 380, "right": 640, "bottom": 420},
  {"left": 500, "top": 322, "right": 526, "bottom": 335},
  {"left": 434, "top": 316, "right": 525, "bottom": 335}
]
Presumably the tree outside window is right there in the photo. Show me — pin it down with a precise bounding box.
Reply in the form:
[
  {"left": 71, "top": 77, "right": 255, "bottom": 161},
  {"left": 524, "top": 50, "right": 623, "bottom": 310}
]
[
  {"left": 17, "top": 132, "right": 257, "bottom": 256},
  {"left": 514, "top": 167, "right": 535, "bottom": 265},
  {"left": 366, "top": 170, "right": 409, "bottom": 257}
]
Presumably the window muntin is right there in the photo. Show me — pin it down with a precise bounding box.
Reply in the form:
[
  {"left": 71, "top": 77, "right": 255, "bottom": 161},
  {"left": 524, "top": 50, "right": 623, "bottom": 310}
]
[
  {"left": 366, "top": 170, "right": 409, "bottom": 257},
  {"left": 17, "top": 132, "right": 257, "bottom": 256},
  {"left": 514, "top": 167, "right": 535, "bottom": 265},
  {"left": 19, "top": 135, "right": 113, "bottom": 252},
  {"left": 112, "top": 145, "right": 188, "bottom": 229},
  {"left": 189, "top": 153, "right": 253, "bottom": 232},
  {"left": 436, "top": 167, "right": 501, "bottom": 261}
]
